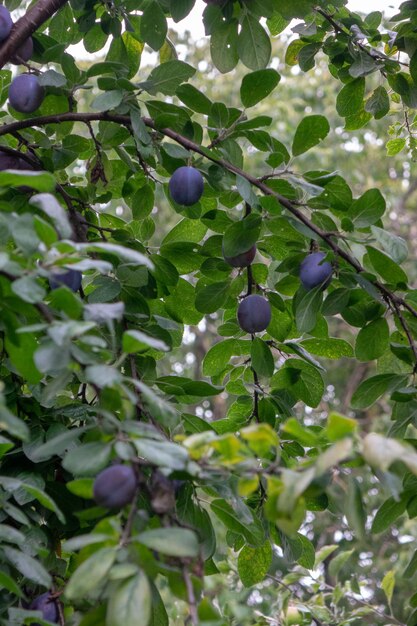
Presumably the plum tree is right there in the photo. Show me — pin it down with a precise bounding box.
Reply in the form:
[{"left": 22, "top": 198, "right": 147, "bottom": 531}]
[
  {"left": 49, "top": 269, "right": 82, "bottom": 292},
  {"left": 8, "top": 73, "right": 44, "bottom": 113},
  {"left": 299, "top": 252, "right": 332, "bottom": 290},
  {"left": 237, "top": 294, "right": 271, "bottom": 333},
  {"left": 0, "top": 6, "right": 12, "bottom": 42},
  {"left": 10, "top": 37, "right": 34, "bottom": 64},
  {"left": 223, "top": 243, "right": 256, "bottom": 268},
  {"left": 169, "top": 166, "right": 204, "bottom": 206},
  {"left": 93, "top": 464, "right": 137, "bottom": 509},
  {"left": 29, "top": 592, "right": 58, "bottom": 625}
]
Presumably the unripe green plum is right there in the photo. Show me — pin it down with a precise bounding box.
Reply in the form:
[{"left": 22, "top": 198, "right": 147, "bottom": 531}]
[
  {"left": 299, "top": 251, "right": 332, "bottom": 291},
  {"left": 9, "top": 73, "right": 44, "bottom": 113},
  {"left": 237, "top": 294, "right": 271, "bottom": 333},
  {"left": 223, "top": 242, "right": 256, "bottom": 268},
  {"left": 0, "top": 6, "right": 12, "bottom": 42},
  {"left": 29, "top": 592, "right": 58, "bottom": 625},
  {"left": 10, "top": 37, "right": 34, "bottom": 64},
  {"left": 169, "top": 166, "right": 204, "bottom": 206},
  {"left": 93, "top": 464, "right": 137, "bottom": 509}
]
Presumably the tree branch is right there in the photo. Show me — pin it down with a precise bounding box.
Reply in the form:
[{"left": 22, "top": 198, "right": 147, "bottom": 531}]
[
  {"left": 1, "top": 110, "right": 416, "bottom": 364},
  {"left": 0, "top": 0, "right": 69, "bottom": 68}
]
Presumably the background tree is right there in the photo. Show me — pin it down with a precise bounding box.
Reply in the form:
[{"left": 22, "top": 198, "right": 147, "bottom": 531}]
[{"left": 1, "top": 1, "right": 417, "bottom": 625}]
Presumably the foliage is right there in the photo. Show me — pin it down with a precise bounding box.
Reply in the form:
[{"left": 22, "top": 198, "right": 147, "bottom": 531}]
[{"left": 1, "top": 1, "right": 417, "bottom": 625}]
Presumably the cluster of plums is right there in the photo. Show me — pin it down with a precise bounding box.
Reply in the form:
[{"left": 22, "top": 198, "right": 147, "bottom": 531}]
[
  {"left": 0, "top": 5, "right": 44, "bottom": 113},
  {"left": 168, "top": 166, "right": 333, "bottom": 335}
]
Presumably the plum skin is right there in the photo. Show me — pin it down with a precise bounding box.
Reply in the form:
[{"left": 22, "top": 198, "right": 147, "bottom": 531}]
[
  {"left": 9, "top": 74, "right": 45, "bottom": 114},
  {"left": 223, "top": 243, "right": 256, "bottom": 268},
  {"left": 299, "top": 252, "right": 332, "bottom": 290},
  {"left": 29, "top": 592, "right": 58, "bottom": 625},
  {"left": 237, "top": 294, "right": 271, "bottom": 334},
  {"left": 11, "top": 37, "right": 34, "bottom": 64},
  {"left": 93, "top": 464, "right": 137, "bottom": 509},
  {"left": 0, "top": 6, "right": 12, "bottom": 42},
  {"left": 49, "top": 269, "right": 82, "bottom": 292},
  {"left": 169, "top": 166, "right": 204, "bottom": 206}
]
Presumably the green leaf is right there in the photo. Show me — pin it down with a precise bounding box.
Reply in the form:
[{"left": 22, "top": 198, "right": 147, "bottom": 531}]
[
  {"left": 366, "top": 246, "right": 408, "bottom": 286},
  {"left": 300, "top": 338, "right": 354, "bottom": 359},
  {"left": 355, "top": 318, "right": 389, "bottom": 361},
  {"left": 271, "top": 359, "right": 324, "bottom": 408},
  {"left": 30, "top": 193, "right": 73, "bottom": 239},
  {"left": 210, "top": 22, "right": 239, "bottom": 74},
  {"left": 292, "top": 115, "right": 330, "bottom": 156},
  {"left": 237, "top": 541, "right": 272, "bottom": 587},
  {"left": 372, "top": 497, "right": 407, "bottom": 534},
  {"left": 381, "top": 569, "right": 395, "bottom": 606},
  {"left": 294, "top": 287, "right": 323, "bottom": 334},
  {"left": 176, "top": 84, "right": 212, "bottom": 115},
  {"left": 142, "top": 60, "right": 196, "bottom": 96},
  {"left": 65, "top": 548, "right": 117, "bottom": 600},
  {"left": 371, "top": 226, "right": 408, "bottom": 263},
  {"left": 365, "top": 86, "right": 390, "bottom": 119},
  {"left": 106, "top": 572, "right": 151, "bottom": 626},
  {"left": 195, "top": 281, "right": 230, "bottom": 314},
  {"left": 237, "top": 15, "right": 271, "bottom": 71},
  {"left": 349, "top": 188, "right": 386, "bottom": 228},
  {"left": 404, "top": 550, "right": 417, "bottom": 579},
  {"left": 251, "top": 338, "right": 274, "bottom": 378},
  {"left": 62, "top": 442, "right": 112, "bottom": 476},
  {"left": 326, "top": 412, "right": 357, "bottom": 441},
  {"left": 351, "top": 374, "right": 407, "bottom": 409},
  {"left": 240, "top": 69, "right": 280, "bottom": 108},
  {"left": 222, "top": 214, "right": 261, "bottom": 258},
  {"left": 123, "top": 330, "right": 169, "bottom": 353},
  {"left": 328, "top": 549, "right": 355, "bottom": 579},
  {"left": 11, "top": 276, "right": 46, "bottom": 304},
  {"left": 0, "top": 170, "right": 56, "bottom": 192},
  {"left": 3, "top": 546, "right": 51, "bottom": 587},
  {"left": 135, "top": 528, "right": 199, "bottom": 557},
  {"left": 140, "top": 0, "right": 167, "bottom": 51},
  {"left": 386, "top": 137, "right": 406, "bottom": 156},
  {"left": 203, "top": 339, "right": 251, "bottom": 377},
  {"left": 336, "top": 78, "right": 365, "bottom": 117}
]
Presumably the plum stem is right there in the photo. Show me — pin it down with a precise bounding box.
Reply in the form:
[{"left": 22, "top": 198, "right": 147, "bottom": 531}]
[{"left": 182, "top": 566, "right": 198, "bottom": 626}]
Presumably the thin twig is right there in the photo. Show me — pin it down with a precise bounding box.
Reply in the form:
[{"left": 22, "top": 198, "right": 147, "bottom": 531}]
[{"left": 182, "top": 566, "right": 198, "bottom": 626}]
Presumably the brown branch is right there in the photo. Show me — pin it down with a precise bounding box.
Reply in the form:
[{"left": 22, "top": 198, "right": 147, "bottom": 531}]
[
  {"left": 1, "top": 110, "right": 417, "bottom": 358},
  {"left": 182, "top": 566, "right": 198, "bottom": 626},
  {"left": 0, "top": 0, "right": 69, "bottom": 68}
]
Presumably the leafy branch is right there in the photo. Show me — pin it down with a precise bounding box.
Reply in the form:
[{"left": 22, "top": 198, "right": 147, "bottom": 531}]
[{"left": 2, "top": 111, "right": 417, "bottom": 368}]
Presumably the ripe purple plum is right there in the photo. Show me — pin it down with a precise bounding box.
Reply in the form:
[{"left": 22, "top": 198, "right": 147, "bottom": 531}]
[
  {"left": 93, "top": 464, "right": 137, "bottom": 509},
  {"left": 29, "top": 592, "right": 58, "bottom": 625},
  {"left": 10, "top": 37, "right": 34, "bottom": 64},
  {"left": 0, "top": 150, "right": 22, "bottom": 170},
  {"left": 299, "top": 252, "right": 332, "bottom": 291},
  {"left": 9, "top": 73, "right": 45, "bottom": 113},
  {"left": 169, "top": 166, "right": 204, "bottom": 206},
  {"left": 49, "top": 269, "right": 82, "bottom": 292},
  {"left": 223, "top": 242, "right": 256, "bottom": 268},
  {"left": 0, "top": 6, "right": 12, "bottom": 42},
  {"left": 237, "top": 294, "right": 271, "bottom": 334}
]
